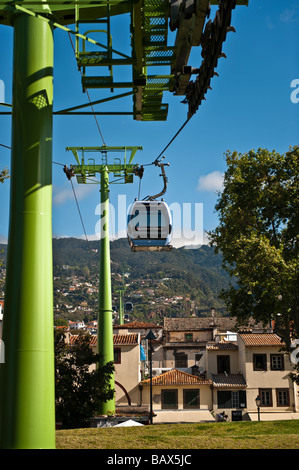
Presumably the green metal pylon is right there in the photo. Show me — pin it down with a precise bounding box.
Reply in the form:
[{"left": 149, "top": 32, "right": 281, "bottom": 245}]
[
  {"left": 119, "top": 290, "right": 124, "bottom": 325},
  {"left": 0, "top": 12, "right": 55, "bottom": 449},
  {"left": 66, "top": 146, "right": 142, "bottom": 415},
  {"left": 97, "top": 166, "right": 115, "bottom": 415}
]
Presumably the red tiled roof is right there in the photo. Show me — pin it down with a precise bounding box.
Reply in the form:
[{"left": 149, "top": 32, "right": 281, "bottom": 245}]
[
  {"left": 141, "top": 369, "right": 211, "bottom": 386},
  {"left": 114, "top": 321, "right": 162, "bottom": 329},
  {"left": 239, "top": 333, "right": 284, "bottom": 347},
  {"left": 211, "top": 373, "right": 246, "bottom": 388},
  {"left": 69, "top": 333, "right": 139, "bottom": 346},
  {"left": 113, "top": 333, "right": 139, "bottom": 345},
  {"left": 207, "top": 341, "right": 238, "bottom": 350},
  {"left": 163, "top": 316, "right": 267, "bottom": 332}
]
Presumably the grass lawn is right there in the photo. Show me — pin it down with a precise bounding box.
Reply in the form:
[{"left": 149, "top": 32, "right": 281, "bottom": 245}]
[{"left": 56, "top": 420, "right": 299, "bottom": 449}]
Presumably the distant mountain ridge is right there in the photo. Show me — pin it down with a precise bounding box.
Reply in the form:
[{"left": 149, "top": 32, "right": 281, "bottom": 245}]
[{"left": 0, "top": 237, "right": 234, "bottom": 315}]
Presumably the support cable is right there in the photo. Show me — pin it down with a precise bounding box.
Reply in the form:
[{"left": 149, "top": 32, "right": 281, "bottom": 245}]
[
  {"left": 0, "top": 143, "right": 11, "bottom": 150},
  {"left": 70, "top": 178, "right": 90, "bottom": 246},
  {"left": 153, "top": 117, "right": 191, "bottom": 164}
]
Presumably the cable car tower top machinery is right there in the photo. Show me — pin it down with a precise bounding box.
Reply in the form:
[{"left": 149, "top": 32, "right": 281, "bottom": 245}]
[
  {"left": 0, "top": 0, "right": 248, "bottom": 121},
  {"left": 72, "top": 0, "right": 248, "bottom": 121}
]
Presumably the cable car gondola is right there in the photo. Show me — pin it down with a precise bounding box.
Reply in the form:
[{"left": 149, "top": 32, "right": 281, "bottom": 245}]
[
  {"left": 127, "top": 159, "right": 173, "bottom": 252},
  {"left": 127, "top": 200, "right": 172, "bottom": 251},
  {"left": 125, "top": 302, "right": 133, "bottom": 312}
]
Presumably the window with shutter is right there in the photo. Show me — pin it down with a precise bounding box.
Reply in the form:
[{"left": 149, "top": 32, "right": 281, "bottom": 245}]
[
  {"left": 175, "top": 352, "right": 187, "bottom": 368},
  {"left": 161, "top": 389, "right": 178, "bottom": 409},
  {"left": 270, "top": 354, "right": 284, "bottom": 370},
  {"left": 217, "top": 391, "right": 232, "bottom": 408},
  {"left": 253, "top": 354, "right": 267, "bottom": 371},
  {"left": 217, "top": 390, "right": 247, "bottom": 409},
  {"left": 183, "top": 390, "right": 200, "bottom": 409},
  {"left": 276, "top": 388, "right": 289, "bottom": 406},
  {"left": 259, "top": 388, "right": 272, "bottom": 406},
  {"left": 217, "top": 355, "right": 230, "bottom": 374}
]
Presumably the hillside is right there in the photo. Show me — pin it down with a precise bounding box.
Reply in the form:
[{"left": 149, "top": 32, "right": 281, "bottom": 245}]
[{"left": 0, "top": 238, "right": 235, "bottom": 322}]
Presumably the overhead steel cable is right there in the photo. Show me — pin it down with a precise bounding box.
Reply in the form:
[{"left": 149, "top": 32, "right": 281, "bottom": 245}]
[
  {"left": 0, "top": 143, "right": 11, "bottom": 150},
  {"left": 153, "top": 116, "right": 191, "bottom": 164},
  {"left": 53, "top": 161, "right": 90, "bottom": 247},
  {"left": 69, "top": 178, "right": 90, "bottom": 247}
]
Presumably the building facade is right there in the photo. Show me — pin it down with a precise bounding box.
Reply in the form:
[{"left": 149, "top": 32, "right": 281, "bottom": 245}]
[{"left": 68, "top": 317, "right": 299, "bottom": 422}]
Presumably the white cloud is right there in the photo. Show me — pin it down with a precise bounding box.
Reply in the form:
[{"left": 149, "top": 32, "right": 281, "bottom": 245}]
[
  {"left": 265, "top": 16, "right": 275, "bottom": 30},
  {"left": 280, "top": 7, "right": 299, "bottom": 24},
  {"left": 53, "top": 183, "right": 95, "bottom": 206},
  {"left": 197, "top": 171, "right": 224, "bottom": 193}
]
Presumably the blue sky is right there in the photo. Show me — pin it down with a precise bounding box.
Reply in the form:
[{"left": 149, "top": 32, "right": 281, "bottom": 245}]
[{"left": 0, "top": 0, "right": 298, "bottom": 247}]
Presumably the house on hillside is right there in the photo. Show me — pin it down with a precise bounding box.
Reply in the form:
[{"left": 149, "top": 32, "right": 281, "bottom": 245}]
[{"left": 69, "top": 320, "right": 85, "bottom": 330}]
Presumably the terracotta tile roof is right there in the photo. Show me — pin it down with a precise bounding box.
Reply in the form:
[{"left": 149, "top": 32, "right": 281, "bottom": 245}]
[
  {"left": 239, "top": 333, "right": 284, "bottom": 347},
  {"left": 114, "top": 321, "right": 162, "bottom": 330},
  {"left": 163, "top": 317, "right": 232, "bottom": 331},
  {"left": 141, "top": 369, "right": 212, "bottom": 386},
  {"left": 113, "top": 333, "right": 139, "bottom": 345},
  {"left": 69, "top": 333, "right": 139, "bottom": 346},
  {"left": 211, "top": 373, "right": 247, "bottom": 388},
  {"left": 207, "top": 341, "right": 238, "bottom": 350},
  {"left": 163, "top": 316, "right": 267, "bottom": 332},
  {"left": 163, "top": 341, "right": 207, "bottom": 348}
]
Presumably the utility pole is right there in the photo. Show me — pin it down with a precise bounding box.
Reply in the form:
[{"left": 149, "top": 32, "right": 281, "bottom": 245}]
[
  {"left": 119, "top": 289, "right": 124, "bottom": 326},
  {"left": 145, "top": 329, "right": 156, "bottom": 425}
]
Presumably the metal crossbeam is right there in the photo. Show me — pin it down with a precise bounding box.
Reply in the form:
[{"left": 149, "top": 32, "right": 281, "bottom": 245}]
[{"left": 0, "top": 0, "right": 248, "bottom": 121}]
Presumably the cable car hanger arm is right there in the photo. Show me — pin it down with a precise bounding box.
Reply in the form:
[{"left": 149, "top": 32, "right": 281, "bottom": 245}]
[{"left": 143, "top": 159, "right": 169, "bottom": 201}]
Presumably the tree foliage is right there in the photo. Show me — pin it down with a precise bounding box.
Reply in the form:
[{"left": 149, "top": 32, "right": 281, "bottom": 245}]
[
  {"left": 209, "top": 147, "right": 299, "bottom": 349},
  {"left": 55, "top": 331, "right": 115, "bottom": 429},
  {"left": 0, "top": 167, "right": 9, "bottom": 184}
]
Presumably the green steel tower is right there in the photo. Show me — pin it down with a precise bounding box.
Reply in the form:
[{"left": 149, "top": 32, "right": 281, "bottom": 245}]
[
  {"left": 66, "top": 145, "right": 142, "bottom": 415},
  {"left": 0, "top": 11, "right": 55, "bottom": 449},
  {"left": 97, "top": 166, "right": 115, "bottom": 415}
]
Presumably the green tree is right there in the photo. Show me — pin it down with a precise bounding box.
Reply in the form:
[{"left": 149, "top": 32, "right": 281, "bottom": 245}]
[
  {"left": 209, "top": 147, "right": 299, "bottom": 348},
  {"left": 54, "top": 318, "right": 69, "bottom": 327},
  {"left": 55, "top": 331, "right": 114, "bottom": 429},
  {"left": 82, "top": 266, "right": 90, "bottom": 279},
  {"left": 0, "top": 167, "right": 9, "bottom": 183}
]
